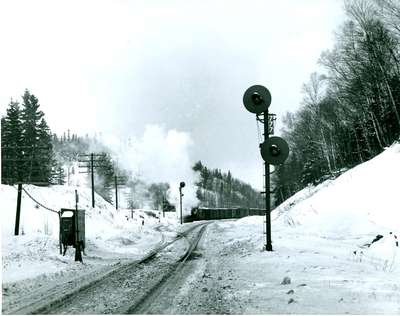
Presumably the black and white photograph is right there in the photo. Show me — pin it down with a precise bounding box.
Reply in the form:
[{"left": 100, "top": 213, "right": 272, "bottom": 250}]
[{"left": 1, "top": 0, "right": 400, "bottom": 314}]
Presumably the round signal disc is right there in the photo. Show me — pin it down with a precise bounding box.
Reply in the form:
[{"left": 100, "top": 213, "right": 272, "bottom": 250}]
[
  {"left": 260, "top": 136, "right": 289, "bottom": 165},
  {"left": 243, "top": 85, "right": 271, "bottom": 114}
]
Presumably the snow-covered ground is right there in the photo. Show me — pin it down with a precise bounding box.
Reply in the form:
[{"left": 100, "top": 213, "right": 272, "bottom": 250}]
[
  {"left": 1, "top": 184, "right": 179, "bottom": 285},
  {"left": 274, "top": 142, "right": 400, "bottom": 238},
  {"left": 176, "top": 217, "right": 400, "bottom": 314},
  {"left": 2, "top": 142, "right": 400, "bottom": 314},
  {"left": 221, "top": 142, "right": 400, "bottom": 313}
]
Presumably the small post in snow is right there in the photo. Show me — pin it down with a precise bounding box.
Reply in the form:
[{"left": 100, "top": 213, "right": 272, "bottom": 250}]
[
  {"left": 14, "top": 183, "right": 23, "bottom": 236},
  {"left": 90, "top": 153, "right": 94, "bottom": 208},
  {"left": 179, "top": 181, "right": 185, "bottom": 224},
  {"left": 114, "top": 175, "right": 118, "bottom": 210},
  {"left": 74, "top": 190, "right": 83, "bottom": 262},
  {"left": 58, "top": 211, "right": 62, "bottom": 255}
]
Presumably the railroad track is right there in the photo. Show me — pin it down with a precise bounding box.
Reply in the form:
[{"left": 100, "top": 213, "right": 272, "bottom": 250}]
[
  {"left": 3, "top": 222, "right": 209, "bottom": 315},
  {"left": 125, "top": 224, "right": 208, "bottom": 314}
]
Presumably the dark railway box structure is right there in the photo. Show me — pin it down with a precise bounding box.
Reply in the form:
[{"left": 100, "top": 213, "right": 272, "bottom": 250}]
[
  {"left": 60, "top": 208, "right": 85, "bottom": 252},
  {"left": 186, "top": 207, "right": 265, "bottom": 222}
]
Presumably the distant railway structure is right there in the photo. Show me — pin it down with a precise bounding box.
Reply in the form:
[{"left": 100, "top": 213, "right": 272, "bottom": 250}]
[{"left": 185, "top": 207, "right": 265, "bottom": 222}]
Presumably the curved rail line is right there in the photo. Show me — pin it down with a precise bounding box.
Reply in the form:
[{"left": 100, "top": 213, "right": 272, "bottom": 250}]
[
  {"left": 4, "top": 222, "right": 208, "bottom": 315},
  {"left": 125, "top": 223, "right": 209, "bottom": 314}
]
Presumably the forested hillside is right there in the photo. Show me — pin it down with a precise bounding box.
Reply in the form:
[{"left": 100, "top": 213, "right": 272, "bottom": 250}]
[
  {"left": 273, "top": 0, "right": 400, "bottom": 205},
  {"left": 192, "top": 161, "right": 264, "bottom": 209}
]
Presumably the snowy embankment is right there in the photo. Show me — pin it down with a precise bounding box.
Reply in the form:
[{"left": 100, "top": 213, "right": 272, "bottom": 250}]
[
  {"left": 274, "top": 142, "right": 400, "bottom": 270},
  {"left": 274, "top": 142, "right": 400, "bottom": 247},
  {"left": 1, "top": 184, "right": 179, "bottom": 284},
  {"left": 193, "top": 143, "right": 399, "bottom": 314},
  {"left": 275, "top": 143, "right": 400, "bottom": 235}
]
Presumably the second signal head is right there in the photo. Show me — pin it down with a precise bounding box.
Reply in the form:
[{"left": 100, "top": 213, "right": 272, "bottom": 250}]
[{"left": 260, "top": 136, "right": 289, "bottom": 165}]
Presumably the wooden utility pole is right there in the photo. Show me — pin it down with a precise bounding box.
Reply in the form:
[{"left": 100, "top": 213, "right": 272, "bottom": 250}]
[
  {"left": 78, "top": 153, "right": 108, "bottom": 208},
  {"left": 114, "top": 175, "right": 128, "bottom": 210},
  {"left": 91, "top": 153, "right": 94, "bottom": 208},
  {"left": 2, "top": 145, "right": 52, "bottom": 236},
  {"left": 14, "top": 183, "right": 23, "bottom": 235},
  {"left": 115, "top": 175, "right": 118, "bottom": 210}
]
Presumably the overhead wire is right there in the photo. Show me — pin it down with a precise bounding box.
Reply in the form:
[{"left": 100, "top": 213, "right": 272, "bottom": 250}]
[{"left": 14, "top": 185, "right": 59, "bottom": 214}]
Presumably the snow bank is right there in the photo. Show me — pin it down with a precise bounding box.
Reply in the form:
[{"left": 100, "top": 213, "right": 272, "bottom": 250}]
[
  {"left": 1, "top": 183, "right": 179, "bottom": 283},
  {"left": 274, "top": 143, "right": 400, "bottom": 237}
]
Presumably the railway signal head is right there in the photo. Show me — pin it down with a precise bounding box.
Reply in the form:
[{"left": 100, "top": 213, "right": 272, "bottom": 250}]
[
  {"left": 269, "top": 144, "right": 280, "bottom": 157},
  {"left": 251, "top": 92, "right": 263, "bottom": 105},
  {"left": 260, "top": 136, "right": 289, "bottom": 165},
  {"left": 243, "top": 85, "right": 271, "bottom": 114}
]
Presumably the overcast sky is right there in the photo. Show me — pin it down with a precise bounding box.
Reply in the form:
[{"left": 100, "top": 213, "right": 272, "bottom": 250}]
[{"left": 0, "top": 0, "right": 346, "bottom": 189}]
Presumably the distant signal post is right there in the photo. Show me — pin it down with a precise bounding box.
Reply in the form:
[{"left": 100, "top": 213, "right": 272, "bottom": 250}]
[
  {"left": 243, "top": 85, "right": 289, "bottom": 251},
  {"left": 179, "top": 181, "right": 185, "bottom": 224}
]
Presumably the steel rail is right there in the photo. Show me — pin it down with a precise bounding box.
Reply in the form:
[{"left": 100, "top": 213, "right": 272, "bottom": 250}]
[
  {"left": 3, "top": 222, "right": 206, "bottom": 315},
  {"left": 125, "top": 223, "right": 209, "bottom": 314}
]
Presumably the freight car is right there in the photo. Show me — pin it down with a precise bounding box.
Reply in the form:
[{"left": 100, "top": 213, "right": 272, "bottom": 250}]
[{"left": 185, "top": 207, "right": 265, "bottom": 222}]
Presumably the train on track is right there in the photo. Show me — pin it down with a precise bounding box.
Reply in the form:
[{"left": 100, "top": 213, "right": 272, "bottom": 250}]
[{"left": 184, "top": 207, "right": 265, "bottom": 222}]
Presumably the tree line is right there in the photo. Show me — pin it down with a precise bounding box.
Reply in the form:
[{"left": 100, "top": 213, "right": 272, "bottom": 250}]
[
  {"left": 193, "top": 161, "right": 264, "bottom": 208},
  {"left": 273, "top": 0, "right": 400, "bottom": 206},
  {"left": 1, "top": 90, "right": 55, "bottom": 184}
]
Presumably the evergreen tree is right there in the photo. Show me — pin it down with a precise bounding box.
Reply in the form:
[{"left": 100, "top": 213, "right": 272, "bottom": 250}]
[
  {"left": 20, "top": 89, "right": 53, "bottom": 183},
  {"left": 1, "top": 99, "right": 23, "bottom": 184},
  {"left": 38, "top": 118, "right": 54, "bottom": 183},
  {"left": 94, "top": 153, "right": 114, "bottom": 203},
  {"left": 21, "top": 90, "right": 44, "bottom": 146}
]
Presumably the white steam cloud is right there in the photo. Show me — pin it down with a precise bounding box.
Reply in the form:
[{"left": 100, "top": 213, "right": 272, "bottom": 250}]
[{"left": 104, "top": 125, "right": 199, "bottom": 214}]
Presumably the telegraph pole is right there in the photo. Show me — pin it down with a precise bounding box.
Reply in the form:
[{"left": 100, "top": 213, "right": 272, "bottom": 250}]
[
  {"left": 115, "top": 175, "right": 118, "bottom": 210},
  {"left": 14, "top": 183, "right": 23, "bottom": 236},
  {"left": 91, "top": 153, "right": 95, "bottom": 208},
  {"left": 114, "top": 174, "right": 127, "bottom": 210},
  {"left": 78, "top": 153, "right": 108, "bottom": 208},
  {"left": 1, "top": 145, "right": 51, "bottom": 236}
]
